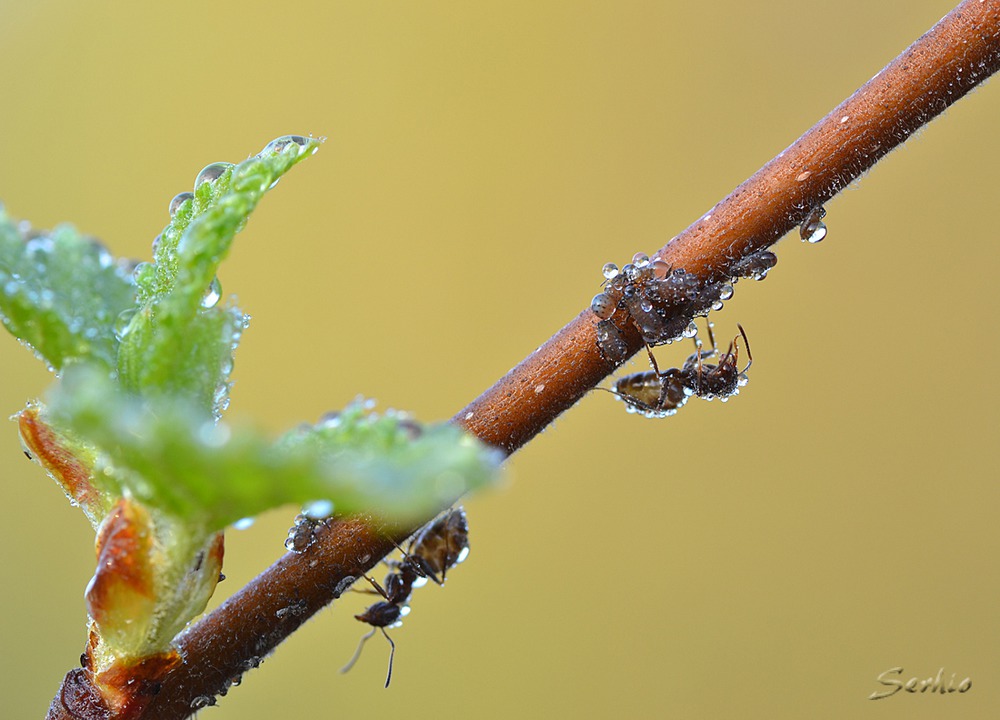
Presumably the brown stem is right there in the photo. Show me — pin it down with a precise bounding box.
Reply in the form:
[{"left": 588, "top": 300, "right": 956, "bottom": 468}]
[{"left": 46, "top": 1, "right": 1000, "bottom": 718}]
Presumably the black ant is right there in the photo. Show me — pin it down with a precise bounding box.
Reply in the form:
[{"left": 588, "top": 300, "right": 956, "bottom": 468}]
[
  {"left": 341, "top": 507, "right": 469, "bottom": 687},
  {"left": 600, "top": 323, "right": 752, "bottom": 417},
  {"left": 680, "top": 323, "right": 752, "bottom": 400}
]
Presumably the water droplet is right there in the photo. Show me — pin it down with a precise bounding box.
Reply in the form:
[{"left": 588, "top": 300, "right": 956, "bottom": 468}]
[
  {"left": 591, "top": 292, "right": 615, "bottom": 319},
  {"left": 197, "top": 421, "right": 231, "bottom": 448},
  {"left": 622, "top": 263, "right": 638, "bottom": 280},
  {"left": 799, "top": 206, "right": 828, "bottom": 243},
  {"left": 233, "top": 517, "right": 255, "bottom": 530},
  {"left": 114, "top": 308, "right": 138, "bottom": 341},
  {"left": 602, "top": 262, "right": 619, "bottom": 280},
  {"left": 711, "top": 300, "right": 724, "bottom": 311},
  {"left": 719, "top": 284, "right": 734, "bottom": 300},
  {"left": 201, "top": 277, "right": 222, "bottom": 309},
  {"left": 285, "top": 514, "right": 320, "bottom": 553},
  {"left": 803, "top": 222, "right": 827, "bottom": 243},
  {"left": 456, "top": 546, "right": 470, "bottom": 564},
  {"left": 190, "top": 696, "right": 215, "bottom": 709},
  {"left": 262, "top": 135, "right": 311, "bottom": 156},
  {"left": 302, "top": 499, "right": 334, "bottom": 518},
  {"left": 131, "top": 261, "right": 155, "bottom": 288},
  {"left": 651, "top": 260, "right": 670, "bottom": 279},
  {"left": 195, "top": 162, "right": 233, "bottom": 188},
  {"left": 632, "top": 252, "right": 649, "bottom": 267},
  {"left": 169, "top": 192, "right": 193, "bottom": 216},
  {"left": 640, "top": 299, "right": 653, "bottom": 313},
  {"left": 683, "top": 321, "right": 698, "bottom": 338}
]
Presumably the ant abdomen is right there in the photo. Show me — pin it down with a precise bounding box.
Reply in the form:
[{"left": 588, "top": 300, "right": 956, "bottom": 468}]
[
  {"left": 600, "top": 323, "right": 753, "bottom": 417},
  {"left": 611, "top": 368, "right": 690, "bottom": 418}
]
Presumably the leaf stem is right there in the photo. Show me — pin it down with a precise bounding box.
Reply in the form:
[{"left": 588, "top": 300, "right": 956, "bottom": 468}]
[{"left": 45, "top": 1, "right": 1000, "bottom": 717}]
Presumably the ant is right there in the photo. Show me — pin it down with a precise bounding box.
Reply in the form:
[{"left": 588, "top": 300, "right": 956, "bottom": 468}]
[
  {"left": 341, "top": 507, "right": 469, "bottom": 687},
  {"left": 600, "top": 323, "right": 752, "bottom": 417}
]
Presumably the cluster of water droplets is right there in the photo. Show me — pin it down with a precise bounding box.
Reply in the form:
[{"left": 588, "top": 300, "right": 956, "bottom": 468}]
[
  {"left": 728, "top": 248, "right": 778, "bottom": 282},
  {"left": 591, "top": 251, "right": 737, "bottom": 364},
  {"left": 284, "top": 502, "right": 334, "bottom": 554}
]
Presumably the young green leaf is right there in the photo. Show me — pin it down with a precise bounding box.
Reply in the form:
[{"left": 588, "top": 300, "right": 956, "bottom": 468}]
[
  {"left": 47, "top": 364, "right": 501, "bottom": 533},
  {"left": 118, "top": 135, "right": 321, "bottom": 412},
  {"left": 0, "top": 207, "right": 136, "bottom": 373}
]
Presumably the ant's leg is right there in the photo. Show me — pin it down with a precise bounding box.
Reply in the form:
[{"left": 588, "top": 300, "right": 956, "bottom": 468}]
[
  {"left": 644, "top": 344, "right": 662, "bottom": 375},
  {"left": 364, "top": 575, "right": 390, "bottom": 601},
  {"left": 705, "top": 320, "right": 718, "bottom": 356},
  {"left": 381, "top": 628, "right": 396, "bottom": 688},
  {"left": 736, "top": 323, "right": 752, "bottom": 371},
  {"left": 341, "top": 628, "right": 377, "bottom": 674}
]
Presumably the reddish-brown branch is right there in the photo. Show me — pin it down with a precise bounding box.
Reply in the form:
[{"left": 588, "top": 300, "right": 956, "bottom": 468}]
[{"left": 46, "top": 1, "right": 1000, "bottom": 718}]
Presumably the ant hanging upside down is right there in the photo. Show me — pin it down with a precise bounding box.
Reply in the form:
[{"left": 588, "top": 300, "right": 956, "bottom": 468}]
[
  {"left": 601, "top": 322, "right": 753, "bottom": 418},
  {"left": 341, "top": 507, "right": 470, "bottom": 687}
]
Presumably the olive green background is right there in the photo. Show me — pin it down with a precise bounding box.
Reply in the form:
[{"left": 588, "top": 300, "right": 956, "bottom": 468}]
[{"left": 2, "top": 1, "right": 998, "bottom": 718}]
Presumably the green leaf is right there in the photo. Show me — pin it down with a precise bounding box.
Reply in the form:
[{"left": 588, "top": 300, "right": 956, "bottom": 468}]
[
  {"left": 0, "top": 206, "right": 136, "bottom": 372},
  {"left": 117, "top": 135, "right": 322, "bottom": 412},
  {"left": 47, "top": 364, "right": 501, "bottom": 533}
]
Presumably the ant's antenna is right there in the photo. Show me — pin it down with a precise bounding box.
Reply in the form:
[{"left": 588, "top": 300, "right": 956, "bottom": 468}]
[
  {"left": 340, "top": 627, "right": 397, "bottom": 689},
  {"left": 381, "top": 628, "right": 396, "bottom": 688},
  {"left": 341, "top": 628, "right": 376, "bottom": 675}
]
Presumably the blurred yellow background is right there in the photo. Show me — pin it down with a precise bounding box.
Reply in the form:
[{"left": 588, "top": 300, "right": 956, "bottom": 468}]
[{"left": 2, "top": 1, "right": 998, "bottom": 718}]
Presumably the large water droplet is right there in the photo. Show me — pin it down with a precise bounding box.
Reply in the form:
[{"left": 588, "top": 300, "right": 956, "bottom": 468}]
[
  {"left": 591, "top": 292, "right": 615, "bottom": 319},
  {"left": 195, "top": 162, "right": 233, "bottom": 188},
  {"left": 602, "top": 262, "right": 619, "bottom": 280},
  {"left": 302, "top": 499, "right": 334, "bottom": 518},
  {"left": 632, "top": 252, "right": 650, "bottom": 267},
  {"left": 803, "top": 222, "right": 827, "bottom": 243},
  {"left": 799, "top": 206, "right": 828, "bottom": 243},
  {"left": 169, "top": 192, "right": 193, "bottom": 217},
  {"left": 262, "top": 135, "right": 310, "bottom": 156},
  {"left": 114, "top": 309, "right": 138, "bottom": 341},
  {"left": 719, "top": 284, "right": 734, "bottom": 300},
  {"left": 132, "top": 261, "right": 155, "bottom": 288},
  {"left": 683, "top": 321, "right": 698, "bottom": 338},
  {"left": 201, "top": 277, "right": 222, "bottom": 309},
  {"left": 197, "top": 421, "right": 231, "bottom": 448}
]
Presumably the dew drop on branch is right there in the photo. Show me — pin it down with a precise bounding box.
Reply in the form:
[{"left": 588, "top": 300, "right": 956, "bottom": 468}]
[{"left": 800, "top": 205, "right": 827, "bottom": 243}]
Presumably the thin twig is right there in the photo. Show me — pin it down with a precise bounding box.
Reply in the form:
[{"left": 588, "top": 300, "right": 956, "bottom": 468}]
[{"left": 45, "top": 1, "right": 1000, "bottom": 717}]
